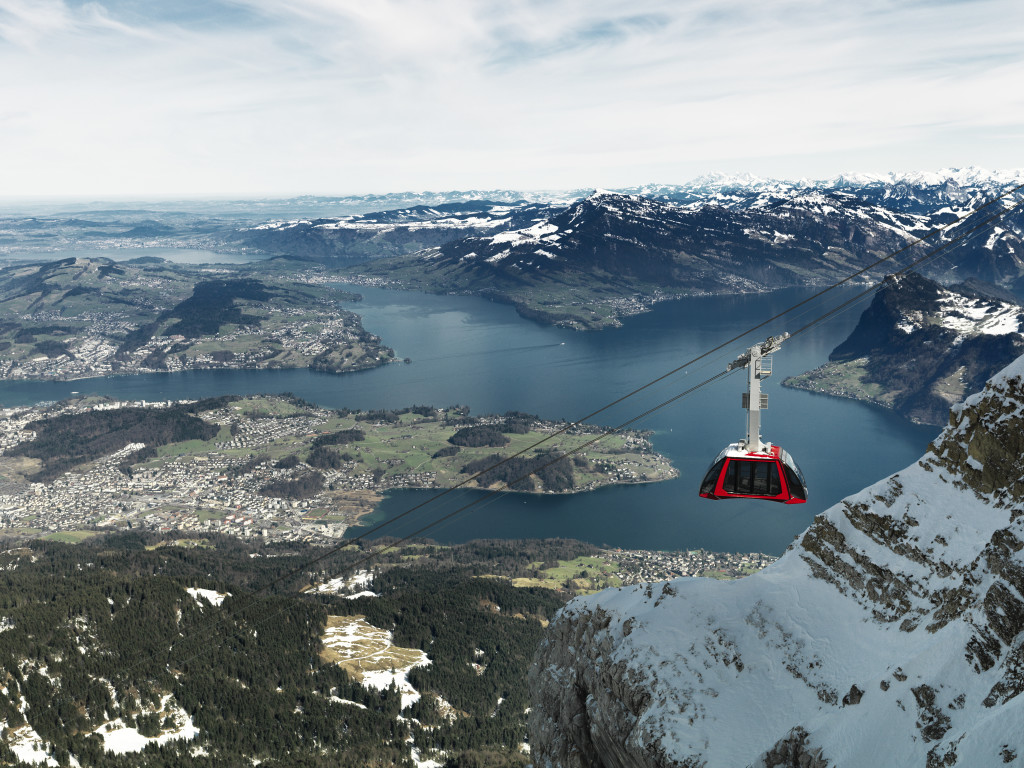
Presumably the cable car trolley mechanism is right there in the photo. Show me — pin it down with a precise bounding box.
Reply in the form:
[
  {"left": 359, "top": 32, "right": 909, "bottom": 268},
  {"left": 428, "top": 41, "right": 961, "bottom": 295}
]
[{"left": 699, "top": 333, "right": 807, "bottom": 504}]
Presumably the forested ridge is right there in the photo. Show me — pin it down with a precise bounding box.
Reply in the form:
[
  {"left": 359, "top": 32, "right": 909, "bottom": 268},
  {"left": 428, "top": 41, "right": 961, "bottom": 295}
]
[
  {"left": 461, "top": 451, "right": 575, "bottom": 492},
  {"left": 117, "top": 279, "right": 276, "bottom": 353},
  {"left": 0, "top": 533, "right": 583, "bottom": 767},
  {"left": 8, "top": 396, "right": 240, "bottom": 482}
]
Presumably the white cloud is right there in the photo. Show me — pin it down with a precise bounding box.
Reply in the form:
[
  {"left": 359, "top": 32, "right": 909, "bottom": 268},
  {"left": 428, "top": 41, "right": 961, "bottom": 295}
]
[{"left": 1, "top": 0, "right": 1022, "bottom": 196}]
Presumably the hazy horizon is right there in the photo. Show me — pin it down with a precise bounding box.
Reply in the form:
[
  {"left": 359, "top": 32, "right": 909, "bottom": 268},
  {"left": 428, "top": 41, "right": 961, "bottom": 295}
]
[
  {"left": 2, "top": 0, "right": 1023, "bottom": 197},
  {"left": 2, "top": 164, "right": 1023, "bottom": 211}
]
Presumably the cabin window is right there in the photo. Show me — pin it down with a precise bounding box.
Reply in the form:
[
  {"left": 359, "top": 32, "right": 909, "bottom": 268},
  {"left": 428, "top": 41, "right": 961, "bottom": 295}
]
[
  {"left": 700, "top": 459, "right": 726, "bottom": 496},
  {"left": 783, "top": 464, "right": 807, "bottom": 500},
  {"left": 723, "top": 459, "right": 781, "bottom": 496}
]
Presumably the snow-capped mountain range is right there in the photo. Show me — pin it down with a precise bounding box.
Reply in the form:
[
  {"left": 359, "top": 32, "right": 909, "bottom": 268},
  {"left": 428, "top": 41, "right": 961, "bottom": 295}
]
[
  {"left": 239, "top": 166, "right": 1023, "bottom": 238},
  {"left": 238, "top": 167, "right": 1024, "bottom": 286},
  {"left": 411, "top": 189, "right": 917, "bottom": 285},
  {"left": 226, "top": 167, "right": 1024, "bottom": 330},
  {"left": 234, "top": 166, "right": 1024, "bottom": 220},
  {"left": 530, "top": 353, "right": 1024, "bottom": 768}
]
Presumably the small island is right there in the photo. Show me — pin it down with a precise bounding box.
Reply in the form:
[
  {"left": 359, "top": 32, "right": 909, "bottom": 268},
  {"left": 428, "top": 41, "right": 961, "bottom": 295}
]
[{"left": 0, "top": 394, "right": 677, "bottom": 544}]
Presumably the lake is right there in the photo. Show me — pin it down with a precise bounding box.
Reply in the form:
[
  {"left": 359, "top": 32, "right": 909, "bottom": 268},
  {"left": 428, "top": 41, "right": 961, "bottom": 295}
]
[{"left": 0, "top": 284, "right": 937, "bottom": 555}]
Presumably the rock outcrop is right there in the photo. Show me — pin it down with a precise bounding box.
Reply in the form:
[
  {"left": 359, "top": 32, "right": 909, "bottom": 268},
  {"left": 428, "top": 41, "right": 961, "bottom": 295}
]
[
  {"left": 530, "top": 356, "right": 1024, "bottom": 767},
  {"left": 785, "top": 271, "right": 1024, "bottom": 425}
]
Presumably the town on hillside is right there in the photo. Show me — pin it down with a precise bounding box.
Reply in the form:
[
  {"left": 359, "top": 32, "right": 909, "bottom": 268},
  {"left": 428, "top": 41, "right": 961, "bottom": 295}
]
[{"left": 0, "top": 395, "right": 677, "bottom": 546}]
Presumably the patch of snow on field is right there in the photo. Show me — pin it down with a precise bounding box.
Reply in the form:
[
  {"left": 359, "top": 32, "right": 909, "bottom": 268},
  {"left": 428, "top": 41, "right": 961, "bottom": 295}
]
[
  {"left": 5, "top": 722, "right": 60, "bottom": 766},
  {"left": 313, "top": 570, "right": 376, "bottom": 596},
  {"left": 329, "top": 696, "right": 367, "bottom": 708},
  {"left": 895, "top": 320, "right": 916, "bottom": 334},
  {"left": 361, "top": 665, "right": 428, "bottom": 709},
  {"left": 99, "top": 696, "right": 199, "bottom": 754},
  {"left": 322, "top": 616, "right": 430, "bottom": 709},
  {"left": 410, "top": 747, "right": 444, "bottom": 768},
  {"left": 186, "top": 588, "right": 230, "bottom": 607},
  {"left": 985, "top": 227, "right": 1005, "bottom": 250}
]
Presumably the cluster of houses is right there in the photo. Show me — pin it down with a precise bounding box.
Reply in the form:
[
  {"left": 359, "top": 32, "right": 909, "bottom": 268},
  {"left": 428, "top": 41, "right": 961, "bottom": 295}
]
[
  {"left": 0, "top": 300, "right": 389, "bottom": 381},
  {"left": 608, "top": 548, "right": 777, "bottom": 583},
  {"left": 0, "top": 396, "right": 680, "bottom": 547},
  {"left": 0, "top": 399, "right": 362, "bottom": 543}
]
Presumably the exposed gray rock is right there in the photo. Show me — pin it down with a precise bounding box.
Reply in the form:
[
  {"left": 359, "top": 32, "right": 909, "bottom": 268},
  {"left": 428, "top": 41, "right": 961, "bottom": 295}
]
[
  {"left": 531, "top": 357, "right": 1024, "bottom": 767},
  {"left": 757, "top": 727, "right": 828, "bottom": 768}
]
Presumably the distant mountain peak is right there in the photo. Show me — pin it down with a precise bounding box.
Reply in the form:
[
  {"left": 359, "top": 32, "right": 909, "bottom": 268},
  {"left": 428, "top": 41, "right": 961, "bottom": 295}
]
[
  {"left": 687, "top": 170, "right": 773, "bottom": 188},
  {"left": 582, "top": 188, "right": 647, "bottom": 205},
  {"left": 823, "top": 166, "right": 1024, "bottom": 190}
]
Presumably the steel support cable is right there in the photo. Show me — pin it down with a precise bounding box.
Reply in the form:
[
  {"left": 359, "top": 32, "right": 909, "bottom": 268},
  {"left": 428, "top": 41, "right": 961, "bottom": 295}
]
[
  {"left": 329, "top": 179, "right": 1024, "bottom": 549},
  {"left": 119, "top": 186, "right": 1024, "bottom": 683},
  {"left": 262, "top": 369, "right": 737, "bottom": 590},
  {"left": 39, "top": 188, "right": 1024, "bottom": 745},
  {"left": 790, "top": 195, "right": 1024, "bottom": 341}
]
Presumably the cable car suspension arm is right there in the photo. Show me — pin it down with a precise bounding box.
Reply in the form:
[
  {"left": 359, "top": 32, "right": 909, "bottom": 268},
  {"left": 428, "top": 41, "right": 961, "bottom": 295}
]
[{"left": 726, "top": 333, "right": 789, "bottom": 453}]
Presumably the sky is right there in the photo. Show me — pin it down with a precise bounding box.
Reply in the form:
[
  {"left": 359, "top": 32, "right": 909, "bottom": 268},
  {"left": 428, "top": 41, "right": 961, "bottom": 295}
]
[{"left": 1, "top": 0, "right": 1023, "bottom": 197}]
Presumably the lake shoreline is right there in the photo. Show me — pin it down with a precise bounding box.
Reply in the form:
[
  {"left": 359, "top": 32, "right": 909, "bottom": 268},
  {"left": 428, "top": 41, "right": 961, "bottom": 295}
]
[{"left": 0, "top": 285, "right": 938, "bottom": 555}]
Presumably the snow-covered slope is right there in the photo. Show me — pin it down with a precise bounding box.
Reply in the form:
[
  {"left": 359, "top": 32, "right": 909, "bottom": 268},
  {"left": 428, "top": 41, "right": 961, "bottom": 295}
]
[
  {"left": 797, "top": 271, "right": 1024, "bottom": 425},
  {"left": 228, "top": 167, "right": 1024, "bottom": 317},
  {"left": 401, "top": 189, "right": 915, "bottom": 289},
  {"left": 530, "top": 355, "right": 1024, "bottom": 767},
  {"left": 229, "top": 200, "right": 556, "bottom": 262}
]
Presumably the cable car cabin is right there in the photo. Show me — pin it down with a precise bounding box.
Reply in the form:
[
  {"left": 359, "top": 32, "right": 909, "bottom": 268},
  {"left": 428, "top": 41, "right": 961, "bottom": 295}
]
[
  {"left": 698, "top": 333, "right": 807, "bottom": 504},
  {"left": 699, "top": 443, "right": 807, "bottom": 504}
]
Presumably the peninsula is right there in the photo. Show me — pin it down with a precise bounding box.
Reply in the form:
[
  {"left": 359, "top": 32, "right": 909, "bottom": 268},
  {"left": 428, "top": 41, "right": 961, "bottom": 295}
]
[
  {"left": 0, "top": 395, "right": 676, "bottom": 545},
  {"left": 783, "top": 273, "right": 1024, "bottom": 425},
  {"left": 0, "top": 257, "right": 394, "bottom": 380}
]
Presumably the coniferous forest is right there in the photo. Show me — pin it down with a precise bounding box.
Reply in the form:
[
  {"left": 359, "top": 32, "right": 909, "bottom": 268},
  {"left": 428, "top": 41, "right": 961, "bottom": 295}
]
[{"left": 0, "top": 533, "right": 579, "bottom": 767}]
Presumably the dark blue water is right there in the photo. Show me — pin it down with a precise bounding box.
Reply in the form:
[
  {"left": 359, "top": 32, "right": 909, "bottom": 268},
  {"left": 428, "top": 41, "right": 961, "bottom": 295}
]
[{"left": 0, "top": 285, "right": 937, "bottom": 554}]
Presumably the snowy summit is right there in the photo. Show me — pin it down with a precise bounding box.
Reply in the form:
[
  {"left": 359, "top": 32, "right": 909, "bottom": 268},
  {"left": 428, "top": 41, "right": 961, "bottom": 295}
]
[{"left": 531, "top": 354, "right": 1024, "bottom": 767}]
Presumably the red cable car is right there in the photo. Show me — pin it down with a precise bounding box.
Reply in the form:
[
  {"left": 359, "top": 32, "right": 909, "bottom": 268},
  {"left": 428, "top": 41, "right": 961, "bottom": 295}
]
[{"left": 699, "top": 334, "right": 807, "bottom": 504}]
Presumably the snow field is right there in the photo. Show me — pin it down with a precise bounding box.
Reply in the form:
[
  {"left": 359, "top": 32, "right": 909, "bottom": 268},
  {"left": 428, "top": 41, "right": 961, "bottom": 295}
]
[
  {"left": 311, "top": 569, "right": 378, "bottom": 597},
  {"left": 98, "top": 694, "right": 199, "bottom": 755},
  {"left": 185, "top": 587, "right": 230, "bottom": 607},
  {"left": 895, "top": 288, "right": 1023, "bottom": 340},
  {"left": 320, "top": 615, "right": 430, "bottom": 709},
  {"left": 557, "top": 359, "right": 1024, "bottom": 766}
]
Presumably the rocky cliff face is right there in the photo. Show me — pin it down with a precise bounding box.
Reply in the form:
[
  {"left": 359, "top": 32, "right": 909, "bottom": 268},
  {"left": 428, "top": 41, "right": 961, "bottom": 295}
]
[
  {"left": 530, "top": 356, "right": 1024, "bottom": 767},
  {"left": 785, "top": 272, "right": 1024, "bottom": 425}
]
